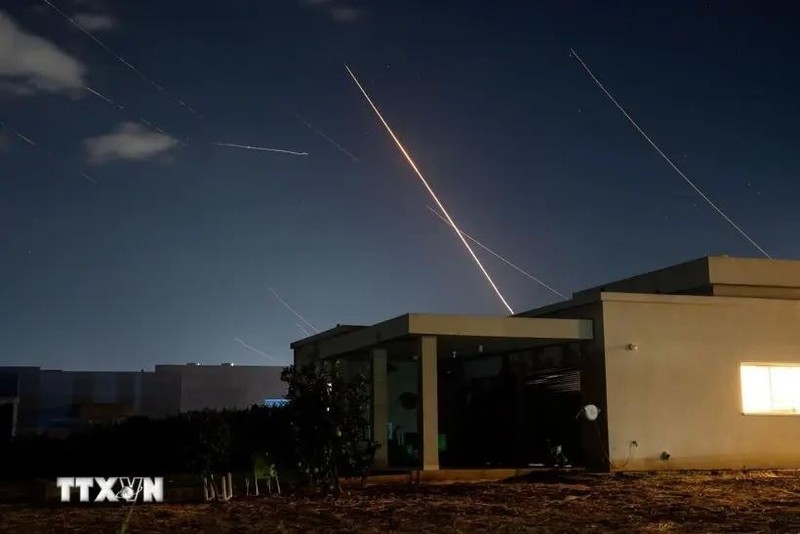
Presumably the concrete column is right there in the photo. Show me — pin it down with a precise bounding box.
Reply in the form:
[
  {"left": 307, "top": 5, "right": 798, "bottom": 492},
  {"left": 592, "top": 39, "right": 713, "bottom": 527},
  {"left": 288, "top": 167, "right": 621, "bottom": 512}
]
[
  {"left": 419, "top": 335, "right": 439, "bottom": 471},
  {"left": 371, "top": 348, "right": 389, "bottom": 469}
]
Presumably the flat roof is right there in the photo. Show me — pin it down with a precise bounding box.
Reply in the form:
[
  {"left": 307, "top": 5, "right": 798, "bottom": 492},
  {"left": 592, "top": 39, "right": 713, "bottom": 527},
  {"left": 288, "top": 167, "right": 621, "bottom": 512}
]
[
  {"left": 518, "top": 256, "right": 800, "bottom": 317},
  {"left": 294, "top": 313, "right": 593, "bottom": 359},
  {"left": 572, "top": 256, "right": 800, "bottom": 299},
  {"left": 290, "top": 324, "right": 366, "bottom": 349}
]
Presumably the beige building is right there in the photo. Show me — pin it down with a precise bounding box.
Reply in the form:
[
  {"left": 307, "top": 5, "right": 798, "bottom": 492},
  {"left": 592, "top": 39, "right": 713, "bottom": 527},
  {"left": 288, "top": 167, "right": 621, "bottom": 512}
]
[{"left": 292, "top": 256, "right": 800, "bottom": 472}]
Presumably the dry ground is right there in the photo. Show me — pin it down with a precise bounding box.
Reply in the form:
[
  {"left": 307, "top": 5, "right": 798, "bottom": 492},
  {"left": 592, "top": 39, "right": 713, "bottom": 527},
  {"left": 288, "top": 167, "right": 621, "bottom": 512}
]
[{"left": 2, "top": 471, "right": 800, "bottom": 533}]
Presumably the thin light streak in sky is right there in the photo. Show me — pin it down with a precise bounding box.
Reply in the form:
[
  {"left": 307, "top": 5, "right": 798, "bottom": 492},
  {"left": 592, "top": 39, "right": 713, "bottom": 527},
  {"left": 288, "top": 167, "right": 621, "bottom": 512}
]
[
  {"left": 14, "top": 132, "right": 37, "bottom": 146},
  {"left": 214, "top": 142, "right": 309, "bottom": 156},
  {"left": 268, "top": 287, "right": 319, "bottom": 333},
  {"left": 344, "top": 64, "right": 515, "bottom": 314},
  {"left": 425, "top": 205, "right": 568, "bottom": 300},
  {"left": 1, "top": 119, "right": 97, "bottom": 184},
  {"left": 85, "top": 86, "right": 124, "bottom": 111},
  {"left": 84, "top": 86, "right": 188, "bottom": 147},
  {"left": 79, "top": 172, "right": 98, "bottom": 184},
  {"left": 233, "top": 337, "right": 282, "bottom": 363},
  {"left": 1, "top": 120, "right": 36, "bottom": 147},
  {"left": 296, "top": 323, "right": 312, "bottom": 337},
  {"left": 570, "top": 48, "right": 771, "bottom": 259},
  {"left": 42, "top": 0, "right": 201, "bottom": 118},
  {"left": 286, "top": 108, "right": 360, "bottom": 162}
]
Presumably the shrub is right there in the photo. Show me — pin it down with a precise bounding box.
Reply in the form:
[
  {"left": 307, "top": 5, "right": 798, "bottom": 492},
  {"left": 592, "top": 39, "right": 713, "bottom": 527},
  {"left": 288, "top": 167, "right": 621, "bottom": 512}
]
[{"left": 281, "top": 362, "right": 378, "bottom": 495}]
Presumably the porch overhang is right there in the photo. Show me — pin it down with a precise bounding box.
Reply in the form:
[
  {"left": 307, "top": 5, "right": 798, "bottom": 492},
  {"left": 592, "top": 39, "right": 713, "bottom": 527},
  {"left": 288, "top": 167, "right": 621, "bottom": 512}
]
[{"left": 310, "top": 313, "right": 593, "bottom": 359}]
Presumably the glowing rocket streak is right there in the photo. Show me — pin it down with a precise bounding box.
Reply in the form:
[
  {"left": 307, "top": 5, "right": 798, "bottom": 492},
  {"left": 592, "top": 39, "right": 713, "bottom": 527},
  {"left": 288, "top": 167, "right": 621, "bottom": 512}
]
[
  {"left": 268, "top": 287, "right": 319, "bottom": 333},
  {"left": 426, "top": 206, "right": 567, "bottom": 300},
  {"left": 344, "top": 65, "right": 515, "bottom": 314},
  {"left": 214, "top": 142, "right": 308, "bottom": 156},
  {"left": 570, "top": 48, "right": 770, "bottom": 259},
  {"left": 234, "top": 337, "right": 281, "bottom": 363}
]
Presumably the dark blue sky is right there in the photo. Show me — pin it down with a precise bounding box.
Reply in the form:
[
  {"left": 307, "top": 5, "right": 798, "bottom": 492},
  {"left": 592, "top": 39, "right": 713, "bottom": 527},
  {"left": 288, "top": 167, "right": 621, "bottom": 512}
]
[{"left": 2, "top": 0, "right": 799, "bottom": 370}]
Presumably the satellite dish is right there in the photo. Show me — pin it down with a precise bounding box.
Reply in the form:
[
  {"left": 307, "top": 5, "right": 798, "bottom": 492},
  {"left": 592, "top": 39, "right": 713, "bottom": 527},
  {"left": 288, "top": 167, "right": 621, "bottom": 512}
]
[{"left": 578, "top": 404, "right": 600, "bottom": 421}]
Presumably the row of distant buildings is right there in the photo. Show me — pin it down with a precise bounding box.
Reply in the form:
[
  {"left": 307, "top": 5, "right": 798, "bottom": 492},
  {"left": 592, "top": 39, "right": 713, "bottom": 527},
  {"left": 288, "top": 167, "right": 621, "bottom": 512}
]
[{"left": 0, "top": 363, "right": 286, "bottom": 438}]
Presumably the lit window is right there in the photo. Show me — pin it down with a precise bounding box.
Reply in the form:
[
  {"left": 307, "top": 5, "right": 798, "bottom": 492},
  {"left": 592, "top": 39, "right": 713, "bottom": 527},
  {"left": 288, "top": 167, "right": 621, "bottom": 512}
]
[{"left": 740, "top": 364, "right": 800, "bottom": 414}]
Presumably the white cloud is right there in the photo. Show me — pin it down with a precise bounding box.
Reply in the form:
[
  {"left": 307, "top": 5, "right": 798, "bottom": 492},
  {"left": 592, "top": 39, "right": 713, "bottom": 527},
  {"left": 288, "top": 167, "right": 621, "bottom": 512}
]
[
  {"left": 0, "top": 11, "right": 87, "bottom": 95},
  {"left": 329, "top": 6, "right": 362, "bottom": 23},
  {"left": 72, "top": 13, "right": 117, "bottom": 32},
  {"left": 84, "top": 122, "right": 179, "bottom": 164}
]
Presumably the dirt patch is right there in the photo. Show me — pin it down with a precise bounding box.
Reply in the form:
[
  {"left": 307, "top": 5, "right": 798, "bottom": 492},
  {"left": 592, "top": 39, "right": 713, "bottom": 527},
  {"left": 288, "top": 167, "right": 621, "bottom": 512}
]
[{"left": 2, "top": 471, "right": 799, "bottom": 533}]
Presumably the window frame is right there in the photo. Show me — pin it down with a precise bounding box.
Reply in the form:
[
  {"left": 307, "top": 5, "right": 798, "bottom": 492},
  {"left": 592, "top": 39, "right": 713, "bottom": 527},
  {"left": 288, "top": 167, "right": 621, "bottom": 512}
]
[{"left": 740, "top": 362, "right": 800, "bottom": 416}]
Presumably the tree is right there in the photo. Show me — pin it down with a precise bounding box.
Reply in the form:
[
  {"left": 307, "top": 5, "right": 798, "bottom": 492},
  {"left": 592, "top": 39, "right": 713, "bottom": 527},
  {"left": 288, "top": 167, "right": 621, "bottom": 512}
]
[{"left": 281, "top": 361, "right": 378, "bottom": 495}]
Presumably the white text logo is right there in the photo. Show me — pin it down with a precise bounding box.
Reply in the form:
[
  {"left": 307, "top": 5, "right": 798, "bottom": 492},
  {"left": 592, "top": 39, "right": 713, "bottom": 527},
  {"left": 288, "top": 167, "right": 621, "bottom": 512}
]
[{"left": 56, "top": 477, "right": 164, "bottom": 503}]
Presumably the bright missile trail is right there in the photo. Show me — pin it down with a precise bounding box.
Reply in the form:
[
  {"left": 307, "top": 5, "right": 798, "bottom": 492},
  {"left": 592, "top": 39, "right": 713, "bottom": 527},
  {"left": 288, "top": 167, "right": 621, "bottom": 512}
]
[
  {"left": 344, "top": 64, "right": 515, "bottom": 314},
  {"left": 570, "top": 48, "right": 770, "bottom": 259},
  {"left": 425, "top": 205, "right": 568, "bottom": 300}
]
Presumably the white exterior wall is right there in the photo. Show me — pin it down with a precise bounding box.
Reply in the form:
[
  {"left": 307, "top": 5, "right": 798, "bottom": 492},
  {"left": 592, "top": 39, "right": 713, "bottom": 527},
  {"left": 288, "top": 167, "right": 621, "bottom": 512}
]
[{"left": 602, "top": 293, "right": 800, "bottom": 470}]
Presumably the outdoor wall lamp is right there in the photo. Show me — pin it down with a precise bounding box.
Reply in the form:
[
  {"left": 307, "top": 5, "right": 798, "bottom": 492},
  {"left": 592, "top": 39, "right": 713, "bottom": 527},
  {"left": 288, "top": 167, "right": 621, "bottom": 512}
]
[{"left": 626, "top": 343, "right": 639, "bottom": 351}]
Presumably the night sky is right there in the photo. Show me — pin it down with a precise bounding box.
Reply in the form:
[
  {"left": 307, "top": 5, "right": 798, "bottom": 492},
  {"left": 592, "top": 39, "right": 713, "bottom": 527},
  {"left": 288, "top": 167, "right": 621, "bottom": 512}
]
[{"left": 2, "top": 1, "right": 799, "bottom": 370}]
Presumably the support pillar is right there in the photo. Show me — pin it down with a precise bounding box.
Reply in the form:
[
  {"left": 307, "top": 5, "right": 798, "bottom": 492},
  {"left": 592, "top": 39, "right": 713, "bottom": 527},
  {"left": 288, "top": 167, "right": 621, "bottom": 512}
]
[
  {"left": 419, "top": 335, "right": 439, "bottom": 471},
  {"left": 371, "top": 348, "right": 389, "bottom": 469}
]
